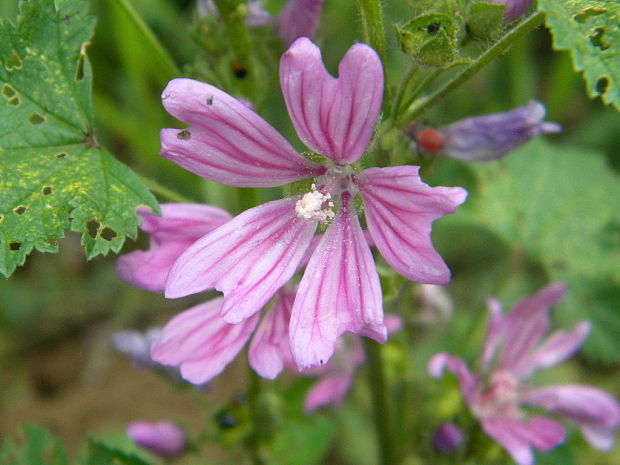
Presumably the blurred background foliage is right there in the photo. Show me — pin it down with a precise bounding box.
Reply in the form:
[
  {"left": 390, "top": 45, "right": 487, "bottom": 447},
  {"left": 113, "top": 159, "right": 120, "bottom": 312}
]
[{"left": 0, "top": 0, "right": 619, "bottom": 464}]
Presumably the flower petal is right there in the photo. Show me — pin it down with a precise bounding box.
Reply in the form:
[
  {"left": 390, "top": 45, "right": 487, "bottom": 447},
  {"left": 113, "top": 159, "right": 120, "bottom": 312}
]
[
  {"left": 480, "top": 298, "right": 505, "bottom": 370},
  {"left": 499, "top": 282, "right": 567, "bottom": 373},
  {"left": 165, "top": 198, "right": 317, "bottom": 323},
  {"left": 290, "top": 192, "right": 386, "bottom": 369},
  {"left": 248, "top": 288, "right": 296, "bottom": 379},
  {"left": 275, "top": 0, "right": 324, "bottom": 47},
  {"left": 481, "top": 417, "right": 565, "bottom": 465},
  {"left": 160, "top": 78, "right": 323, "bottom": 187},
  {"left": 116, "top": 204, "right": 231, "bottom": 292},
  {"left": 358, "top": 166, "right": 467, "bottom": 284},
  {"left": 151, "top": 298, "right": 259, "bottom": 384},
  {"left": 428, "top": 353, "right": 478, "bottom": 406},
  {"left": 304, "top": 374, "right": 353, "bottom": 412},
  {"left": 280, "top": 38, "right": 383, "bottom": 163},
  {"left": 522, "top": 384, "right": 620, "bottom": 450},
  {"left": 142, "top": 203, "right": 232, "bottom": 243},
  {"left": 514, "top": 321, "right": 590, "bottom": 378}
]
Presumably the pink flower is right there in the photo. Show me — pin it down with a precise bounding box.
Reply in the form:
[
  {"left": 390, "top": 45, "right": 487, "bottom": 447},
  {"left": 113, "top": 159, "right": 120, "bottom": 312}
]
[
  {"left": 160, "top": 37, "right": 466, "bottom": 369},
  {"left": 151, "top": 288, "right": 296, "bottom": 384},
  {"left": 116, "top": 203, "right": 231, "bottom": 292},
  {"left": 304, "top": 314, "right": 401, "bottom": 412},
  {"left": 127, "top": 421, "right": 186, "bottom": 459},
  {"left": 429, "top": 283, "right": 620, "bottom": 465}
]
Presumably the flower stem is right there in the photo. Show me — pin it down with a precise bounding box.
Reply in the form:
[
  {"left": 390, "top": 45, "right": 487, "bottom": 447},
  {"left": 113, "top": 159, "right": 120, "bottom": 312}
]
[
  {"left": 363, "top": 339, "right": 396, "bottom": 465},
  {"left": 247, "top": 366, "right": 265, "bottom": 465},
  {"left": 111, "top": 0, "right": 181, "bottom": 79},
  {"left": 139, "top": 175, "right": 193, "bottom": 203},
  {"left": 356, "top": 0, "right": 390, "bottom": 107},
  {"left": 355, "top": 0, "right": 387, "bottom": 63},
  {"left": 400, "top": 10, "right": 545, "bottom": 123}
]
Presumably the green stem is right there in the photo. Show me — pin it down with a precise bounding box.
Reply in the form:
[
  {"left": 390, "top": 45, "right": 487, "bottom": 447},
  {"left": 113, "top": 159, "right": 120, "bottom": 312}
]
[
  {"left": 139, "top": 175, "right": 193, "bottom": 203},
  {"left": 356, "top": 0, "right": 387, "bottom": 62},
  {"left": 247, "top": 367, "right": 265, "bottom": 465},
  {"left": 111, "top": 0, "right": 181, "bottom": 79},
  {"left": 363, "top": 339, "right": 396, "bottom": 465},
  {"left": 390, "top": 62, "right": 419, "bottom": 122},
  {"left": 401, "top": 10, "right": 545, "bottom": 123},
  {"left": 356, "top": 0, "right": 390, "bottom": 108}
]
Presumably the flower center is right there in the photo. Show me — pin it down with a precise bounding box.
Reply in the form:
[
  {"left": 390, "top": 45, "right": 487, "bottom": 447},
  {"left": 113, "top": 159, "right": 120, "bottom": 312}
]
[{"left": 295, "top": 184, "right": 334, "bottom": 223}]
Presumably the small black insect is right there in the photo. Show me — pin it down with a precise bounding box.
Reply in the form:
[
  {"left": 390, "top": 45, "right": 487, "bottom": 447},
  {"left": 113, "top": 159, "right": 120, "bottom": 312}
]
[{"left": 426, "top": 22, "right": 441, "bottom": 34}]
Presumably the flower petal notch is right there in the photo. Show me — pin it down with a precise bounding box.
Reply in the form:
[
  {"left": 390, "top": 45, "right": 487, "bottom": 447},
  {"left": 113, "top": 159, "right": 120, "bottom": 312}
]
[
  {"left": 359, "top": 166, "right": 467, "bottom": 284},
  {"left": 165, "top": 198, "right": 317, "bottom": 323},
  {"left": 280, "top": 37, "right": 384, "bottom": 164},
  {"left": 160, "top": 78, "right": 323, "bottom": 187},
  {"left": 290, "top": 192, "right": 386, "bottom": 369}
]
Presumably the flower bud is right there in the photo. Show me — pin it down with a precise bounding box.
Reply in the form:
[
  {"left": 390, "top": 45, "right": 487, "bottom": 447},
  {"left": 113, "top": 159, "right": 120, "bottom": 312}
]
[
  {"left": 436, "top": 101, "right": 561, "bottom": 162},
  {"left": 432, "top": 422, "right": 464, "bottom": 453},
  {"left": 127, "top": 421, "right": 186, "bottom": 459}
]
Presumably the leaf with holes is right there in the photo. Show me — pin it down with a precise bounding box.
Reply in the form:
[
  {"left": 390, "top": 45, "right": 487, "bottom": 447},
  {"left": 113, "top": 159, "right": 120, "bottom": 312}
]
[
  {"left": 463, "top": 139, "right": 620, "bottom": 363},
  {"left": 0, "top": 0, "right": 158, "bottom": 277},
  {"left": 538, "top": 0, "right": 620, "bottom": 110}
]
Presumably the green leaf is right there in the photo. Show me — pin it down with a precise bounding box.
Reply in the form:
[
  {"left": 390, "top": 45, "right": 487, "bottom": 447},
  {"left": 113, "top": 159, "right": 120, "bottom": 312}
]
[
  {"left": 83, "top": 440, "right": 153, "bottom": 465},
  {"left": 0, "top": 0, "right": 158, "bottom": 277},
  {"left": 464, "top": 139, "right": 620, "bottom": 362},
  {"left": 538, "top": 0, "right": 620, "bottom": 110},
  {"left": 0, "top": 426, "right": 69, "bottom": 465},
  {"left": 270, "top": 415, "right": 335, "bottom": 465}
]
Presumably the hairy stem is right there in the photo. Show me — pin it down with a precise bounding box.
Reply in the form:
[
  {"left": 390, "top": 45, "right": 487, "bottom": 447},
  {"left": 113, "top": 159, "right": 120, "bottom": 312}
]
[{"left": 363, "top": 339, "right": 396, "bottom": 465}]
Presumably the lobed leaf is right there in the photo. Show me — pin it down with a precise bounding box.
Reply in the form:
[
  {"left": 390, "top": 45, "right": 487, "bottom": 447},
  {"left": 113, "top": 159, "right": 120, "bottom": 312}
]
[
  {"left": 538, "top": 0, "right": 620, "bottom": 110},
  {"left": 0, "top": 0, "right": 158, "bottom": 277}
]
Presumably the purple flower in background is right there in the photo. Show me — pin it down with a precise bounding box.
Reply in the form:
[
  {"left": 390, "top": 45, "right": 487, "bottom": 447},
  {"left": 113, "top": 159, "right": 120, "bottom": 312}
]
[
  {"left": 116, "top": 203, "right": 231, "bottom": 292},
  {"left": 198, "top": 0, "right": 324, "bottom": 45},
  {"left": 276, "top": 0, "right": 325, "bottom": 46},
  {"left": 127, "top": 421, "right": 186, "bottom": 459},
  {"left": 112, "top": 327, "right": 163, "bottom": 368},
  {"left": 198, "top": 0, "right": 272, "bottom": 27},
  {"left": 430, "top": 101, "right": 561, "bottom": 162},
  {"left": 429, "top": 283, "right": 620, "bottom": 465},
  {"left": 432, "top": 422, "right": 465, "bottom": 453},
  {"left": 488, "top": 0, "right": 531, "bottom": 22},
  {"left": 160, "top": 37, "right": 466, "bottom": 369}
]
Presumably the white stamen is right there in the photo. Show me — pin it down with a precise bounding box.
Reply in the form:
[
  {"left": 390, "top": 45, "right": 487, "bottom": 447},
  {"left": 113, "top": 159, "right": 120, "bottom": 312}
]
[{"left": 295, "top": 184, "right": 335, "bottom": 223}]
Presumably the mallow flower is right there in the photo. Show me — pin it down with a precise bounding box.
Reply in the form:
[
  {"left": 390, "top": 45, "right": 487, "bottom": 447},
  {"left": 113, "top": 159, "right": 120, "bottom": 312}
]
[
  {"left": 160, "top": 37, "right": 467, "bottom": 369},
  {"left": 429, "top": 283, "right": 620, "bottom": 465},
  {"left": 415, "top": 101, "right": 561, "bottom": 162},
  {"left": 116, "top": 203, "right": 231, "bottom": 292}
]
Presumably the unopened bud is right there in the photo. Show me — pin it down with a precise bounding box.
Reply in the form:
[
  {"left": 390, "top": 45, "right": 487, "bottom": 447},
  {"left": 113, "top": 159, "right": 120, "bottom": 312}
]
[
  {"left": 127, "top": 421, "right": 186, "bottom": 459},
  {"left": 436, "top": 101, "right": 560, "bottom": 162},
  {"left": 432, "top": 422, "right": 464, "bottom": 453}
]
